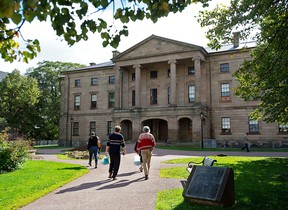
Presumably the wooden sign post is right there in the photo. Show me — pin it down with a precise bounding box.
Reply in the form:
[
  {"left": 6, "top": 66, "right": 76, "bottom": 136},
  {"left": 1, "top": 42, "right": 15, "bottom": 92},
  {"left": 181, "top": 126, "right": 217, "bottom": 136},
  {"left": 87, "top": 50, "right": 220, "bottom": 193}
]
[{"left": 182, "top": 166, "right": 235, "bottom": 207}]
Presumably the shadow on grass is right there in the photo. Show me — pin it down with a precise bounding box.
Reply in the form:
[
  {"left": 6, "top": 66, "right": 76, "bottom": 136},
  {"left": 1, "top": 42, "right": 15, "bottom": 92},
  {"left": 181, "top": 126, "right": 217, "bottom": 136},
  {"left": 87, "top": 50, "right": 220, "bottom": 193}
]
[{"left": 160, "top": 158, "right": 288, "bottom": 210}]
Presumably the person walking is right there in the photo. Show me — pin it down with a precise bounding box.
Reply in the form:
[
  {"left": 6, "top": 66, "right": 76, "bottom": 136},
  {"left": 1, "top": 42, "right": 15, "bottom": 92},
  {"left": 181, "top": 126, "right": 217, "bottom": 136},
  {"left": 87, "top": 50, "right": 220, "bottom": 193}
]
[
  {"left": 87, "top": 132, "right": 100, "bottom": 168},
  {"left": 137, "top": 126, "right": 156, "bottom": 180},
  {"left": 105, "top": 125, "right": 126, "bottom": 180},
  {"left": 241, "top": 135, "right": 251, "bottom": 152}
]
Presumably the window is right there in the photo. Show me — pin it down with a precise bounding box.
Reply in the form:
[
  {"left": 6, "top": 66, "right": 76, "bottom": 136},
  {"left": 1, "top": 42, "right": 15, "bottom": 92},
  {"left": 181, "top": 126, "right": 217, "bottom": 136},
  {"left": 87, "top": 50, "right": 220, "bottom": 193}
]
[
  {"left": 108, "top": 76, "right": 115, "bottom": 84},
  {"left": 108, "top": 92, "right": 115, "bottom": 108},
  {"left": 91, "top": 77, "right": 98, "bottom": 86},
  {"left": 279, "top": 124, "right": 288, "bottom": 133},
  {"left": 220, "top": 63, "right": 229, "bottom": 72},
  {"left": 150, "top": 71, "right": 157, "bottom": 79},
  {"left": 221, "top": 83, "right": 230, "bottom": 100},
  {"left": 91, "top": 94, "right": 97, "bottom": 109},
  {"left": 132, "top": 73, "right": 135, "bottom": 81},
  {"left": 167, "top": 69, "right": 170, "bottom": 77},
  {"left": 188, "top": 85, "right": 195, "bottom": 102},
  {"left": 90, "top": 122, "right": 96, "bottom": 135},
  {"left": 221, "top": 117, "right": 231, "bottom": 133},
  {"left": 107, "top": 121, "right": 113, "bottom": 135},
  {"left": 249, "top": 118, "right": 259, "bottom": 133},
  {"left": 150, "top": 88, "right": 157, "bottom": 105},
  {"left": 75, "top": 79, "right": 80, "bottom": 87},
  {"left": 188, "top": 66, "right": 195, "bottom": 75},
  {"left": 73, "top": 122, "right": 79, "bottom": 136},
  {"left": 74, "top": 95, "right": 80, "bottom": 110},
  {"left": 132, "top": 90, "right": 135, "bottom": 106},
  {"left": 168, "top": 87, "right": 171, "bottom": 104}
]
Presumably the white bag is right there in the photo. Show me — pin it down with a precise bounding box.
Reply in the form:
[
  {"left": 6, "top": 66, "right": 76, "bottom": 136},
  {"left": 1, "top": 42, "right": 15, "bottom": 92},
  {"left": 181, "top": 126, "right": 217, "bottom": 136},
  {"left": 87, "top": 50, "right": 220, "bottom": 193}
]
[{"left": 133, "top": 155, "right": 141, "bottom": 166}]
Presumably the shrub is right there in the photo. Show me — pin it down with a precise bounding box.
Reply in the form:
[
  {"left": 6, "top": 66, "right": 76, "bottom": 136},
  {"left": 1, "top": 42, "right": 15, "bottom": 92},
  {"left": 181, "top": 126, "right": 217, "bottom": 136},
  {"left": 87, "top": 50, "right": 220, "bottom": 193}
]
[{"left": 0, "top": 131, "right": 30, "bottom": 173}]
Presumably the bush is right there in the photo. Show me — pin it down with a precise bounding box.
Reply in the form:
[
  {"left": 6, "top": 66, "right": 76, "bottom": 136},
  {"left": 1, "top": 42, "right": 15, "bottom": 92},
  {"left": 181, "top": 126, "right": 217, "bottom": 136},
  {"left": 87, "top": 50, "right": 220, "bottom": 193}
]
[{"left": 0, "top": 131, "right": 30, "bottom": 173}]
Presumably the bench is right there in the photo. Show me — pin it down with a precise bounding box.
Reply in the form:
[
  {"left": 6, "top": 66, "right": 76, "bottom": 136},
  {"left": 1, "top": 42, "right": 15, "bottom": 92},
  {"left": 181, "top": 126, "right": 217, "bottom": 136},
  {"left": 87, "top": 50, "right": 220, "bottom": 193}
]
[{"left": 186, "top": 156, "right": 217, "bottom": 173}]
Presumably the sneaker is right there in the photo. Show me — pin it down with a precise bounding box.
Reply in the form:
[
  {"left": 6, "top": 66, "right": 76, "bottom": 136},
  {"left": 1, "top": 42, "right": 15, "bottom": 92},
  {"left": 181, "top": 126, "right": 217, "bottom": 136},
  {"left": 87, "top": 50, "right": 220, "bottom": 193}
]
[
  {"left": 145, "top": 175, "right": 149, "bottom": 180},
  {"left": 88, "top": 162, "right": 91, "bottom": 166}
]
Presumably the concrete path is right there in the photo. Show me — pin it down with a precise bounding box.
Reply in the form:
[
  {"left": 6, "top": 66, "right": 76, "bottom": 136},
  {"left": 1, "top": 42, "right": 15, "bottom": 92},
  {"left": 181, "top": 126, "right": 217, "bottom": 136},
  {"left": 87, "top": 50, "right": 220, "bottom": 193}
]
[{"left": 21, "top": 145, "right": 288, "bottom": 210}]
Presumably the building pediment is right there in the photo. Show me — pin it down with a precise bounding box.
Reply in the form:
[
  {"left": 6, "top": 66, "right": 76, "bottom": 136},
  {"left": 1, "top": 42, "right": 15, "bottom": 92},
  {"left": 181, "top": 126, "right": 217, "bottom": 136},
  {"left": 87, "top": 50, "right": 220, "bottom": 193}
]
[{"left": 112, "top": 35, "right": 206, "bottom": 62}]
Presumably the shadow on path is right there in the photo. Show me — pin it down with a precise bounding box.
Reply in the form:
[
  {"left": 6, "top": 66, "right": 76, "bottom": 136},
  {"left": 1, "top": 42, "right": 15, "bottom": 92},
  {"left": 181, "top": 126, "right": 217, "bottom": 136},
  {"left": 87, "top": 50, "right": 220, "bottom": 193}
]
[{"left": 97, "top": 177, "right": 145, "bottom": 190}]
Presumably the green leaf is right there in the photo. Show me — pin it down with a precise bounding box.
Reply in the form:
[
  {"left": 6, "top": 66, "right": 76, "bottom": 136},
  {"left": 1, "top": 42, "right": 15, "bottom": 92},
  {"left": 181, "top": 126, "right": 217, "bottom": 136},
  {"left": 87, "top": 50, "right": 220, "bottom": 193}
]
[{"left": 11, "top": 13, "right": 22, "bottom": 25}]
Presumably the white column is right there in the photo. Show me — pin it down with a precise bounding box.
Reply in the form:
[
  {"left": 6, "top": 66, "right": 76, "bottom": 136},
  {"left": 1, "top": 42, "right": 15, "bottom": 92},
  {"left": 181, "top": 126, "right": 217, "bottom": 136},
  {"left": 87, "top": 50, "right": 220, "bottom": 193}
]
[
  {"left": 168, "top": 59, "right": 177, "bottom": 106},
  {"left": 133, "top": 64, "right": 142, "bottom": 107}
]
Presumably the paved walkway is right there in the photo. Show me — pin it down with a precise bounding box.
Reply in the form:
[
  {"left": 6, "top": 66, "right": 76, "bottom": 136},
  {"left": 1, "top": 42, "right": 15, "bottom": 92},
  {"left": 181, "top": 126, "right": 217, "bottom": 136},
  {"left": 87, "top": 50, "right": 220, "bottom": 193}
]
[{"left": 21, "top": 145, "right": 288, "bottom": 210}]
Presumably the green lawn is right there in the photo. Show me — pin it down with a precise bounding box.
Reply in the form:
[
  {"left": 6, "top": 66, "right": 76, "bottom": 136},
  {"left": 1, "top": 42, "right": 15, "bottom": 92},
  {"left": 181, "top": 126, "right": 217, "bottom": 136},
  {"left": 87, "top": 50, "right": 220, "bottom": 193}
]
[
  {"left": 156, "top": 144, "right": 288, "bottom": 152},
  {"left": 156, "top": 156, "right": 288, "bottom": 210},
  {"left": 0, "top": 160, "right": 88, "bottom": 210}
]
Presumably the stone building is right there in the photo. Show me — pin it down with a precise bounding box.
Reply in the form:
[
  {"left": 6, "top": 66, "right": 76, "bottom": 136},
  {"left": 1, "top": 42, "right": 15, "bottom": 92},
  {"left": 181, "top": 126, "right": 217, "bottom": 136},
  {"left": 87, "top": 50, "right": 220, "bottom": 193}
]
[{"left": 59, "top": 35, "right": 288, "bottom": 148}]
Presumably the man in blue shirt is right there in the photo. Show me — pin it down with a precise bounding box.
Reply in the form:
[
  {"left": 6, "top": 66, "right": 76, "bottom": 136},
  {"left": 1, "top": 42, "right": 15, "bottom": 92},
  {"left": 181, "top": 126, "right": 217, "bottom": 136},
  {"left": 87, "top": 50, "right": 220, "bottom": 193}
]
[{"left": 105, "top": 125, "right": 126, "bottom": 180}]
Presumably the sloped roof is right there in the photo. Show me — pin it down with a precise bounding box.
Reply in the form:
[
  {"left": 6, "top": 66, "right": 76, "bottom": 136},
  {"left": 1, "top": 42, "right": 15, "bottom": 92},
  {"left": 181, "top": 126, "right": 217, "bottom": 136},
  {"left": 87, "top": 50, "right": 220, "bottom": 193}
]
[{"left": 205, "top": 41, "right": 256, "bottom": 53}]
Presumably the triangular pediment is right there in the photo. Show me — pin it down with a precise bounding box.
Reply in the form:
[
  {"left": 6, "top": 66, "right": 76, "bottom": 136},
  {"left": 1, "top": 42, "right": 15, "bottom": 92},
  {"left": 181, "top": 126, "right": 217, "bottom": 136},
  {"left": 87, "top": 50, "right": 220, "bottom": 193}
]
[{"left": 112, "top": 35, "right": 204, "bottom": 61}]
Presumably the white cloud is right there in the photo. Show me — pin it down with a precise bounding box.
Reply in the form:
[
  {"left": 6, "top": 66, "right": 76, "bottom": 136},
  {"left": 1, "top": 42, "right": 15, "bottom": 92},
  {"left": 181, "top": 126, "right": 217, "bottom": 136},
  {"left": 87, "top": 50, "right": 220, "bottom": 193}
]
[{"left": 0, "top": 1, "right": 229, "bottom": 74}]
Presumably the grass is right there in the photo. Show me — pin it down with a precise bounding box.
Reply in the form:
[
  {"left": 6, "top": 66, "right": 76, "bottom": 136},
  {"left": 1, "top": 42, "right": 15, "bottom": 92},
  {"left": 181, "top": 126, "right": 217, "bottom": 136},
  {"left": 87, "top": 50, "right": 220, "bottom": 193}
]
[
  {"left": 156, "top": 156, "right": 288, "bottom": 210},
  {"left": 156, "top": 144, "right": 288, "bottom": 152},
  {"left": 0, "top": 160, "right": 89, "bottom": 210}
]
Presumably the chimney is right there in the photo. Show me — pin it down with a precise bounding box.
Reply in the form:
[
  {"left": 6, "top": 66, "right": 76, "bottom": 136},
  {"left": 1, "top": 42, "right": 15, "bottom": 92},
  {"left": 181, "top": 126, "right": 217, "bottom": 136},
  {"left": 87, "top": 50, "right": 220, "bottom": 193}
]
[
  {"left": 232, "top": 32, "right": 240, "bottom": 48},
  {"left": 112, "top": 50, "right": 120, "bottom": 58},
  {"left": 89, "top": 62, "right": 96, "bottom": 66}
]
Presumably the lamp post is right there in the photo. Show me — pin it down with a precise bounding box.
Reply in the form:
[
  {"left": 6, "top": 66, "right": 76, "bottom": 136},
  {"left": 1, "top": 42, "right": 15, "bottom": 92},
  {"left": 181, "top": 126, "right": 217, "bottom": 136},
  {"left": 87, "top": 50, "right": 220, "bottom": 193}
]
[
  {"left": 70, "top": 117, "right": 74, "bottom": 147},
  {"left": 200, "top": 112, "right": 205, "bottom": 149}
]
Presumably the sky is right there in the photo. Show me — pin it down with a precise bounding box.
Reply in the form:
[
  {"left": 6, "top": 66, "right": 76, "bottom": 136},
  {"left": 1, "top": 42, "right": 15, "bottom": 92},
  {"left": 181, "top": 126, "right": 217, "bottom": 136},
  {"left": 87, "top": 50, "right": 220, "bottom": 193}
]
[{"left": 0, "top": 1, "right": 229, "bottom": 74}]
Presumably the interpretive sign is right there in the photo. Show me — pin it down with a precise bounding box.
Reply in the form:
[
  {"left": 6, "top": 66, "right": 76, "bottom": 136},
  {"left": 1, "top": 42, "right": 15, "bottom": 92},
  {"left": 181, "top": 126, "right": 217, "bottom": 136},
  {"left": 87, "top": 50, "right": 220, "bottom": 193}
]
[{"left": 183, "top": 166, "right": 235, "bottom": 207}]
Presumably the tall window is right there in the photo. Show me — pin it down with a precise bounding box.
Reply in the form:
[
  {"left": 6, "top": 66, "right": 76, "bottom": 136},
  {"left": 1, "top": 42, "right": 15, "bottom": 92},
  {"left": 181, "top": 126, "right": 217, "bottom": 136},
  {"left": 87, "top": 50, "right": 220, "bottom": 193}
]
[
  {"left": 91, "top": 77, "right": 98, "bottom": 86},
  {"left": 220, "top": 63, "right": 229, "bottom": 72},
  {"left": 221, "top": 83, "right": 230, "bottom": 99},
  {"left": 132, "top": 90, "right": 135, "bottom": 106},
  {"left": 132, "top": 73, "right": 135, "bottom": 81},
  {"left": 108, "top": 92, "right": 115, "bottom": 108},
  {"left": 221, "top": 117, "right": 231, "bottom": 133},
  {"left": 75, "top": 79, "right": 80, "bottom": 87},
  {"left": 150, "top": 71, "right": 157, "bottom": 79},
  {"left": 90, "top": 121, "right": 96, "bottom": 135},
  {"left": 73, "top": 122, "right": 79, "bottom": 136},
  {"left": 279, "top": 124, "right": 288, "bottom": 133},
  {"left": 249, "top": 118, "right": 259, "bottom": 133},
  {"left": 107, "top": 121, "right": 113, "bottom": 135},
  {"left": 91, "top": 94, "right": 97, "bottom": 109},
  {"left": 188, "top": 85, "right": 196, "bottom": 102},
  {"left": 74, "top": 95, "right": 80, "bottom": 110},
  {"left": 150, "top": 89, "right": 157, "bottom": 105},
  {"left": 168, "top": 87, "right": 171, "bottom": 104},
  {"left": 108, "top": 76, "right": 115, "bottom": 84},
  {"left": 167, "top": 69, "right": 170, "bottom": 77},
  {"left": 188, "top": 66, "right": 195, "bottom": 75}
]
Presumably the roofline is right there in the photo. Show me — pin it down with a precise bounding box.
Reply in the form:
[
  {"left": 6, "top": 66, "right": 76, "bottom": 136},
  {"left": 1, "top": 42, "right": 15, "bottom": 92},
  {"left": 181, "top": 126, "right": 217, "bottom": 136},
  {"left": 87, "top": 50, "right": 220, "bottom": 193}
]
[{"left": 112, "top": 34, "right": 208, "bottom": 61}]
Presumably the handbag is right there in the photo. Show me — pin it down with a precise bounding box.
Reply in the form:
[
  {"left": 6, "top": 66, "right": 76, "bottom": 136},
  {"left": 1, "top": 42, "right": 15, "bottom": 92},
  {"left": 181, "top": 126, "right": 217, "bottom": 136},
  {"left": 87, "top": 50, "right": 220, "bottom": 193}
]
[
  {"left": 133, "top": 155, "right": 141, "bottom": 166},
  {"left": 102, "top": 156, "right": 110, "bottom": 165}
]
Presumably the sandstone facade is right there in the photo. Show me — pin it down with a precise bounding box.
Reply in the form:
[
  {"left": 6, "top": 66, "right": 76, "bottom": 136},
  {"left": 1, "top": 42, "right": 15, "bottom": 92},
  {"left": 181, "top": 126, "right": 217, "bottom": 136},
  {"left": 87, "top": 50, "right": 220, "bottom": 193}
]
[{"left": 59, "top": 35, "right": 288, "bottom": 148}]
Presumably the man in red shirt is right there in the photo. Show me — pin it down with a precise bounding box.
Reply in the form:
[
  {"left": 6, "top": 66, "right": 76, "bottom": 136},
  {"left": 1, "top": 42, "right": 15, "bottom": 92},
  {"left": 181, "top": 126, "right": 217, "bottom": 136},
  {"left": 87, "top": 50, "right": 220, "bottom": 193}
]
[{"left": 136, "top": 126, "right": 156, "bottom": 180}]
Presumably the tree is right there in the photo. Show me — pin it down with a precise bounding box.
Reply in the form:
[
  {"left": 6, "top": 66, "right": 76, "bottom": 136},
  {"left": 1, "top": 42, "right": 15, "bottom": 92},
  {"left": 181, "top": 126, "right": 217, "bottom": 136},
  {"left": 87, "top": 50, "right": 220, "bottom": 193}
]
[
  {"left": 0, "top": 0, "right": 210, "bottom": 63},
  {"left": 26, "top": 61, "right": 85, "bottom": 140},
  {"left": 0, "top": 70, "right": 40, "bottom": 136},
  {"left": 197, "top": 0, "right": 288, "bottom": 124}
]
